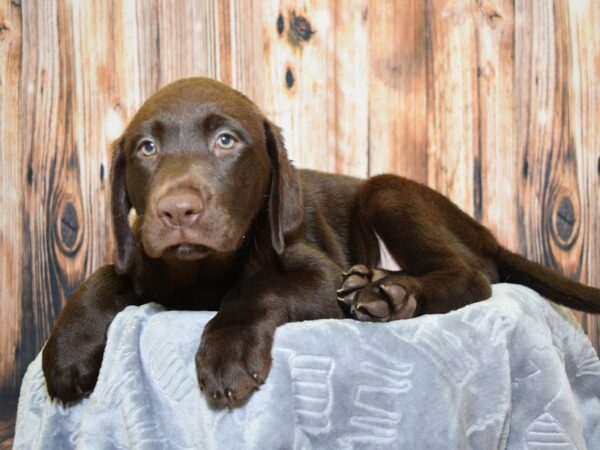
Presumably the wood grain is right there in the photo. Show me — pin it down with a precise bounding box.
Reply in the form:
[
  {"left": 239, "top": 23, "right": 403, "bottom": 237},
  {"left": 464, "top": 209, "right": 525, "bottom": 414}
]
[
  {"left": 475, "top": 0, "right": 518, "bottom": 249},
  {"left": 564, "top": 0, "right": 600, "bottom": 344},
  {"left": 425, "top": 0, "right": 480, "bottom": 213},
  {"left": 0, "top": 418, "right": 14, "bottom": 450},
  {"left": 367, "top": 0, "right": 428, "bottom": 181},
  {"left": 18, "top": 0, "right": 76, "bottom": 399},
  {"left": 0, "top": 400, "right": 16, "bottom": 449},
  {"left": 261, "top": 0, "right": 338, "bottom": 171},
  {"left": 330, "top": 0, "right": 369, "bottom": 177},
  {"left": 1, "top": 0, "right": 598, "bottom": 404},
  {"left": 514, "top": 0, "right": 598, "bottom": 342},
  {"left": 0, "top": 0, "right": 23, "bottom": 399}
]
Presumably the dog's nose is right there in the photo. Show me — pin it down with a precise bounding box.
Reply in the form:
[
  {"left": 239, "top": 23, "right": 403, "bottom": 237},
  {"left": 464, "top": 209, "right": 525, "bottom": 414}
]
[{"left": 157, "top": 192, "right": 204, "bottom": 228}]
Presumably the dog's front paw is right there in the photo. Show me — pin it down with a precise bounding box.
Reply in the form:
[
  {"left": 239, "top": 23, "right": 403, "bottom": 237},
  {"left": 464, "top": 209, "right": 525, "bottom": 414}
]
[
  {"left": 42, "top": 330, "right": 104, "bottom": 404},
  {"left": 338, "top": 265, "right": 419, "bottom": 321},
  {"left": 195, "top": 322, "right": 273, "bottom": 408}
]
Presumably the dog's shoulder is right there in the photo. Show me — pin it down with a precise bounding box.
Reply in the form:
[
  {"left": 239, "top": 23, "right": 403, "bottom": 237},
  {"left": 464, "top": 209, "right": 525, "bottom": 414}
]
[{"left": 298, "top": 169, "right": 362, "bottom": 195}]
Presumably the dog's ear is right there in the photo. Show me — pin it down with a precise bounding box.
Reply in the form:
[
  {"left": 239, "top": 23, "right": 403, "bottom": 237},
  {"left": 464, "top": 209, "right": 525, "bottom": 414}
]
[
  {"left": 264, "top": 120, "right": 303, "bottom": 255},
  {"left": 110, "top": 136, "right": 135, "bottom": 274}
]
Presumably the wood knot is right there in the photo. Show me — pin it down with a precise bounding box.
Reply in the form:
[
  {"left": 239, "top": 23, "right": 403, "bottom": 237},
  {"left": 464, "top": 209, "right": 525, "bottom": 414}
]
[
  {"left": 285, "top": 67, "right": 295, "bottom": 89},
  {"left": 0, "top": 22, "right": 10, "bottom": 38},
  {"left": 60, "top": 202, "right": 79, "bottom": 250},
  {"left": 27, "top": 165, "right": 34, "bottom": 185},
  {"left": 276, "top": 13, "right": 285, "bottom": 35},
  {"left": 288, "top": 11, "right": 314, "bottom": 46},
  {"left": 477, "top": 61, "right": 495, "bottom": 81},
  {"left": 550, "top": 195, "right": 579, "bottom": 250},
  {"left": 555, "top": 197, "right": 575, "bottom": 242},
  {"left": 55, "top": 195, "right": 83, "bottom": 256},
  {"left": 478, "top": 0, "right": 503, "bottom": 28}
]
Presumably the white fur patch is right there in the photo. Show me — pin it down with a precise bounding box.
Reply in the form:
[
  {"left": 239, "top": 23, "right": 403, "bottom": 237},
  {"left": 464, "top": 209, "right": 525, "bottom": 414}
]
[
  {"left": 375, "top": 231, "right": 403, "bottom": 272},
  {"left": 128, "top": 208, "right": 138, "bottom": 229}
]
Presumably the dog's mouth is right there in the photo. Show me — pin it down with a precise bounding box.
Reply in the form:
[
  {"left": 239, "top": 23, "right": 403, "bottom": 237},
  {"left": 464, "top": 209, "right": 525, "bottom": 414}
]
[
  {"left": 162, "top": 243, "right": 213, "bottom": 260},
  {"left": 139, "top": 210, "right": 243, "bottom": 261}
]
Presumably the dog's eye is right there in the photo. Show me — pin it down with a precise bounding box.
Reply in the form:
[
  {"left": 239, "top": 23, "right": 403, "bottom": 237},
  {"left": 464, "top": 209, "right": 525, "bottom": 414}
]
[
  {"left": 139, "top": 141, "right": 157, "bottom": 157},
  {"left": 216, "top": 133, "right": 236, "bottom": 150}
]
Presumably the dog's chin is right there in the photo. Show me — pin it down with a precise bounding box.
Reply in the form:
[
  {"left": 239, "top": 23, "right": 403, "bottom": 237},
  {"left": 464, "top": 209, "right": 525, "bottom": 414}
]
[
  {"left": 160, "top": 243, "right": 214, "bottom": 261},
  {"left": 142, "top": 225, "right": 244, "bottom": 262}
]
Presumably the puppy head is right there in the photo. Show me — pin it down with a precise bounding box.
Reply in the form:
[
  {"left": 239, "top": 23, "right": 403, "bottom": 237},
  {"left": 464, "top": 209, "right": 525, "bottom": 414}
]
[{"left": 110, "top": 78, "right": 302, "bottom": 274}]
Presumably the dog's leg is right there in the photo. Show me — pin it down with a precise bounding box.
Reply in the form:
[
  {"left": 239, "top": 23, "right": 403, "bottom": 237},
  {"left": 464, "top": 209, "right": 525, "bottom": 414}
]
[
  {"left": 340, "top": 175, "right": 499, "bottom": 321},
  {"left": 196, "top": 243, "right": 344, "bottom": 408},
  {"left": 42, "top": 265, "right": 140, "bottom": 403},
  {"left": 338, "top": 263, "right": 492, "bottom": 321}
]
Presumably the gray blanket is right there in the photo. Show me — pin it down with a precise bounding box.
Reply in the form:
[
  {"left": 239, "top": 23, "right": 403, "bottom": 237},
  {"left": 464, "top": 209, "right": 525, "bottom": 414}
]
[{"left": 14, "top": 284, "right": 600, "bottom": 449}]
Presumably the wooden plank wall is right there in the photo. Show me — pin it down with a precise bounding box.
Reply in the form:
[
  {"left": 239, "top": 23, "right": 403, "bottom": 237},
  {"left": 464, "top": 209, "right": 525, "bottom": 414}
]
[{"left": 1, "top": 0, "right": 598, "bottom": 402}]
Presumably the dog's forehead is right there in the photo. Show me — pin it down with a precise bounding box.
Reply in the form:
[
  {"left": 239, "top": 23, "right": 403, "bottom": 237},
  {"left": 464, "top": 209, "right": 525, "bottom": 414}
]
[{"left": 129, "top": 78, "right": 263, "bottom": 133}]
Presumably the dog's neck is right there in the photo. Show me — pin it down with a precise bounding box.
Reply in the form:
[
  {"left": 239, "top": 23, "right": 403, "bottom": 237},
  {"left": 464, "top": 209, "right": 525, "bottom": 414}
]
[{"left": 129, "top": 251, "right": 241, "bottom": 310}]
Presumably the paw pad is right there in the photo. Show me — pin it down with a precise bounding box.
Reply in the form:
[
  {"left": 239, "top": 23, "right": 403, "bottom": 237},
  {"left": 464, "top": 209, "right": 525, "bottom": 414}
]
[{"left": 338, "top": 265, "right": 418, "bottom": 322}]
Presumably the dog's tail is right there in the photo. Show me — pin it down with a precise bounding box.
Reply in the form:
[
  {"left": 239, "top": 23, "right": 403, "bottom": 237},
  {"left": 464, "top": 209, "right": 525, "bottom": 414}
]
[{"left": 495, "top": 247, "right": 600, "bottom": 313}]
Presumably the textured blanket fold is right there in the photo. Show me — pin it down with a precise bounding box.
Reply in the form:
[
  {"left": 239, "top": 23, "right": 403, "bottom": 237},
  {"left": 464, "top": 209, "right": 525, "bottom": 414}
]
[{"left": 14, "top": 284, "right": 600, "bottom": 449}]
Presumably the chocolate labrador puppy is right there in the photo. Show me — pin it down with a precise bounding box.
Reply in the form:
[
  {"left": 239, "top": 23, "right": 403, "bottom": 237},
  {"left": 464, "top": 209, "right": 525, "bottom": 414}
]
[{"left": 42, "top": 77, "right": 600, "bottom": 408}]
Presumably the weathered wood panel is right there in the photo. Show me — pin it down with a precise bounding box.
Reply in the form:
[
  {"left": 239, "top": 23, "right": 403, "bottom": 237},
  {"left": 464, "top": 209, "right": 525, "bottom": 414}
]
[
  {"left": 564, "top": 0, "right": 600, "bottom": 346},
  {"left": 331, "top": 0, "right": 369, "bottom": 177},
  {"left": 513, "top": 0, "right": 599, "bottom": 345},
  {"left": 425, "top": 0, "right": 480, "bottom": 212},
  {"left": 261, "top": 1, "right": 339, "bottom": 171},
  {"left": 1, "top": 0, "right": 598, "bottom": 406},
  {"left": 368, "top": 0, "right": 428, "bottom": 180},
  {"left": 476, "top": 0, "right": 518, "bottom": 249},
  {"left": 17, "top": 0, "right": 82, "bottom": 402},
  {"left": 0, "top": 0, "right": 23, "bottom": 398}
]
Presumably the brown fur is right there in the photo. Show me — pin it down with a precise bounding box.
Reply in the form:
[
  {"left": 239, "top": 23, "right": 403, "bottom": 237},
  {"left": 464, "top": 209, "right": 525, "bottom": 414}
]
[{"left": 42, "top": 77, "right": 600, "bottom": 409}]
